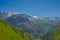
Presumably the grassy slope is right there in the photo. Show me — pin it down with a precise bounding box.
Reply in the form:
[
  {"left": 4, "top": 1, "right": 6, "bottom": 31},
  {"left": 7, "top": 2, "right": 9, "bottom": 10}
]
[
  {"left": 0, "top": 20, "right": 30, "bottom": 40},
  {"left": 49, "top": 21, "right": 60, "bottom": 40}
]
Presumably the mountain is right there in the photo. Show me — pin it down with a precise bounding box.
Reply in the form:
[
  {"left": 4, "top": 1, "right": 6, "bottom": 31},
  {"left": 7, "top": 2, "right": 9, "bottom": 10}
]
[
  {"left": 0, "top": 12, "right": 13, "bottom": 20},
  {"left": 0, "top": 20, "right": 31, "bottom": 40},
  {"left": 0, "top": 12, "right": 60, "bottom": 40}
]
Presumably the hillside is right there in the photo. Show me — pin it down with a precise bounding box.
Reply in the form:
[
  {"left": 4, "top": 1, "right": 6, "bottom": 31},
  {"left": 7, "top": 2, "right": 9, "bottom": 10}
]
[
  {"left": 42, "top": 21, "right": 60, "bottom": 40},
  {"left": 48, "top": 21, "right": 60, "bottom": 40},
  {"left": 0, "top": 20, "right": 30, "bottom": 40}
]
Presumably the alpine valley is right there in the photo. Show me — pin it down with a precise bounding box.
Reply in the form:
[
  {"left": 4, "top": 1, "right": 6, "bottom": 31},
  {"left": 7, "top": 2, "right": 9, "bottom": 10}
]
[{"left": 0, "top": 12, "right": 60, "bottom": 40}]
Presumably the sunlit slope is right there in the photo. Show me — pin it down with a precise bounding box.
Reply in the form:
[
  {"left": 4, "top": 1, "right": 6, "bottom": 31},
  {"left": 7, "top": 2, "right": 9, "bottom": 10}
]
[{"left": 0, "top": 20, "right": 30, "bottom": 40}]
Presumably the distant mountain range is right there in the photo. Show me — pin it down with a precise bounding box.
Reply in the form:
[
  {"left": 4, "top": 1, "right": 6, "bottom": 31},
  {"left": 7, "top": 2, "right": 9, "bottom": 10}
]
[{"left": 0, "top": 12, "right": 60, "bottom": 40}]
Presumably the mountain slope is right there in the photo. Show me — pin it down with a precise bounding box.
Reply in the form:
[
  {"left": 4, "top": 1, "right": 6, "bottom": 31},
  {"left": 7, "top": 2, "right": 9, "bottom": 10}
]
[
  {"left": 0, "top": 20, "right": 30, "bottom": 40},
  {"left": 0, "top": 12, "right": 60, "bottom": 40},
  {"left": 48, "top": 21, "right": 60, "bottom": 40}
]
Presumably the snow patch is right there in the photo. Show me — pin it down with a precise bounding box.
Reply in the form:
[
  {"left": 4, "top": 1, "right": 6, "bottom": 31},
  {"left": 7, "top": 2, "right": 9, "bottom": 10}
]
[
  {"left": 7, "top": 12, "right": 13, "bottom": 17},
  {"left": 32, "top": 16, "right": 39, "bottom": 19}
]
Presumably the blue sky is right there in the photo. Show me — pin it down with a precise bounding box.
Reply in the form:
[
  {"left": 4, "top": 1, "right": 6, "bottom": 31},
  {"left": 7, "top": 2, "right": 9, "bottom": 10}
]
[{"left": 0, "top": 0, "right": 60, "bottom": 17}]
